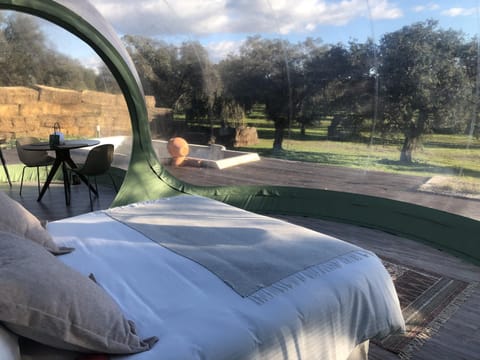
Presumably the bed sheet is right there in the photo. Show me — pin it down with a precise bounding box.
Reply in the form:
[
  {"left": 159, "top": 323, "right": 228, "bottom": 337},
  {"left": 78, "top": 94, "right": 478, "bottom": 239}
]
[{"left": 47, "top": 196, "right": 404, "bottom": 360}]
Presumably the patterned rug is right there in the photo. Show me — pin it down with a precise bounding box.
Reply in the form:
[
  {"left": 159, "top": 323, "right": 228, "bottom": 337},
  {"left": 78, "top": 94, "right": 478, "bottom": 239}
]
[{"left": 374, "top": 258, "right": 477, "bottom": 359}]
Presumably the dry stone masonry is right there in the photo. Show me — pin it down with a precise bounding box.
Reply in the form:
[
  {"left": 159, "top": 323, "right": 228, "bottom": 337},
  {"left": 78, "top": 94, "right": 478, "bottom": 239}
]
[{"left": 0, "top": 85, "right": 171, "bottom": 142}]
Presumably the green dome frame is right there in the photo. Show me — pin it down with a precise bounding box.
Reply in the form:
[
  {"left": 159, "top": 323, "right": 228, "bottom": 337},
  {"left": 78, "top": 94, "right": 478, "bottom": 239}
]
[{"left": 0, "top": 0, "right": 478, "bottom": 265}]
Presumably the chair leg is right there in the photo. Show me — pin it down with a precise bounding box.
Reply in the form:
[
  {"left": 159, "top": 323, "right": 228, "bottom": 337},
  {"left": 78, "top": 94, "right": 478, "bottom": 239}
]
[
  {"left": 108, "top": 172, "right": 118, "bottom": 193},
  {"left": 45, "top": 166, "right": 50, "bottom": 192},
  {"left": 87, "top": 176, "right": 93, "bottom": 212},
  {"left": 0, "top": 148, "right": 11, "bottom": 187},
  {"left": 19, "top": 166, "right": 27, "bottom": 196},
  {"left": 94, "top": 176, "right": 99, "bottom": 197},
  {"left": 36, "top": 166, "right": 41, "bottom": 195}
]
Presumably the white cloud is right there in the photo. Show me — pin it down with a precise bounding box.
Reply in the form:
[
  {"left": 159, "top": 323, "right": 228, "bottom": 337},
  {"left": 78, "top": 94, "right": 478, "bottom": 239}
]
[
  {"left": 93, "top": 0, "right": 228, "bottom": 36},
  {"left": 442, "top": 7, "right": 477, "bottom": 17},
  {"left": 80, "top": 55, "right": 104, "bottom": 73},
  {"left": 206, "top": 40, "right": 244, "bottom": 62},
  {"left": 305, "top": 23, "right": 316, "bottom": 31},
  {"left": 84, "top": 0, "right": 403, "bottom": 61},
  {"left": 412, "top": 3, "right": 440, "bottom": 13},
  {"left": 91, "top": 0, "right": 402, "bottom": 37},
  {"left": 364, "top": 0, "right": 403, "bottom": 21}
]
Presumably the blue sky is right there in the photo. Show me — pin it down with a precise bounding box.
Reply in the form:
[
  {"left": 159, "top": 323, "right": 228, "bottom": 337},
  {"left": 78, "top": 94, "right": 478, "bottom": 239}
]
[{"left": 41, "top": 0, "right": 480, "bottom": 66}]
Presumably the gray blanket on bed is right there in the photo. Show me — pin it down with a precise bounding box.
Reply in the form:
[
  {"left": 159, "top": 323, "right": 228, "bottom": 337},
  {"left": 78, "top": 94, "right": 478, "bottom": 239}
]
[{"left": 106, "top": 196, "right": 370, "bottom": 299}]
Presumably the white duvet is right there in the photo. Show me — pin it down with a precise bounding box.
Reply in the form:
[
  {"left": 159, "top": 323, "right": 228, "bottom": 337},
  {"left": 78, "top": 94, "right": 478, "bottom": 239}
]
[{"left": 47, "top": 195, "right": 404, "bottom": 360}]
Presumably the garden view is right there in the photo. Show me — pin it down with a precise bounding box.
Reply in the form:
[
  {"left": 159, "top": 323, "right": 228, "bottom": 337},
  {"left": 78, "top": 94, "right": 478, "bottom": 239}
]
[{"left": 1, "top": 11, "right": 480, "bottom": 197}]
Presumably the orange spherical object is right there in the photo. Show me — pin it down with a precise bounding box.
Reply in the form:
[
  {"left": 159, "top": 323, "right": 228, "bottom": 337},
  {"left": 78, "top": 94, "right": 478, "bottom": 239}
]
[{"left": 167, "top": 137, "right": 189, "bottom": 166}]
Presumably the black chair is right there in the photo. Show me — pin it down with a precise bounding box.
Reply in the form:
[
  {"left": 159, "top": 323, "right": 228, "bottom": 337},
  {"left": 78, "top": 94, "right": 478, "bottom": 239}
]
[
  {"left": 70, "top": 144, "right": 117, "bottom": 211},
  {"left": 16, "top": 137, "right": 55, "bottom": 196}
]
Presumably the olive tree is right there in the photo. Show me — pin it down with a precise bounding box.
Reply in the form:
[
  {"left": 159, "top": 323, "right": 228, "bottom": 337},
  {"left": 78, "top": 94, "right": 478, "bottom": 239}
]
[
  {"left": 378, "top": 20, "right": 471, "bottom": 162},
  {"left": 219, "top": 36, "right": 306, "bottom": 151}
]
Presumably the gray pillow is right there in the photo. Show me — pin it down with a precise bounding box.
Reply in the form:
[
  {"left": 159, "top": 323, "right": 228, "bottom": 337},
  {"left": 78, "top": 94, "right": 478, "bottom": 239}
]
[
  {"left": 0, "top": 191, "right": 72, "bottom": 254},
  {"left": 0, "top": 231, "right": 158, "bottom": 354}
]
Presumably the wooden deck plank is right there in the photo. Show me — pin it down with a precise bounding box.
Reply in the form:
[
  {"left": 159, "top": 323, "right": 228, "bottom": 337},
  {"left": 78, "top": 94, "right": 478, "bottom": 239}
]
[
  {"left": 165, "top": 158, "right": 480, "bottom": 221},
  {"left": 0, "top": 181, "right": 117, "bottom": 222}
]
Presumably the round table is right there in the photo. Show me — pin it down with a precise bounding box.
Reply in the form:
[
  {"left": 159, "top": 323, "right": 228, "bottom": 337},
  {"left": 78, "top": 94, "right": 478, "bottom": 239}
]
[{"left": 23, "top": 139, "right": 100, "bottom": 205}]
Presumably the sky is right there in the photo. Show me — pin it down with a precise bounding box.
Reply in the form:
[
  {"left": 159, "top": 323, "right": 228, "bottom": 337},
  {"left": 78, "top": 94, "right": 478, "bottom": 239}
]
[{"left": 41, "top": 0, "right": 480, "bottom": 67}]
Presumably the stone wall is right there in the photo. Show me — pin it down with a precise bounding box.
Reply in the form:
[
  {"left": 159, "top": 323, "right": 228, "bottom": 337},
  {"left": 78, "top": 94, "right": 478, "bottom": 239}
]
[{"left": 0, "top": 85, "right": 172, "bottom": 142}]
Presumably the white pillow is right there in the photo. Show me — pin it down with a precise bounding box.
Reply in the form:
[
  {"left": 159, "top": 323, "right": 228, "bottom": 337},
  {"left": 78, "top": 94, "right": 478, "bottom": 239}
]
[
  {"left": 0, "top": 324, "right": 20, "bottom": 360},
  {"left": 0, "top": 191, "right": 72, "bottom": 255},
  {"left": 0, "top": 231, "right": 157, "bottom": 354}
]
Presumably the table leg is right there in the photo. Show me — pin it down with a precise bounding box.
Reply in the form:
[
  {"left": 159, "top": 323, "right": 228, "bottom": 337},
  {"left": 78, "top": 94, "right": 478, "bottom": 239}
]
[
  {"left": 62, "top": 162, "right": 71, "bottom": 206},
  {"left": 37, "top": 159, "right": 61, "bottom": 202}
]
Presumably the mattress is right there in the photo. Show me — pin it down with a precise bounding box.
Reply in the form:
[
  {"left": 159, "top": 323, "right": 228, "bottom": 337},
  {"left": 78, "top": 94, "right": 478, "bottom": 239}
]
[{"left": 47, "top": 195, "right": 404, "bottom": 360}]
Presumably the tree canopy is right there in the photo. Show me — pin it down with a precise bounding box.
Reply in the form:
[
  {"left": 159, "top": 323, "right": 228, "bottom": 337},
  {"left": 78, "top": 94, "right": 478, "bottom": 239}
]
[
  {"left": 218, "top": 36, "right": 309, "bottom": 150},
  {"left": 378, "top": 20, "right": 472, "bottom": 162},
  {"left": 0, "top": 13, "right": 97, "bottom": 90}
]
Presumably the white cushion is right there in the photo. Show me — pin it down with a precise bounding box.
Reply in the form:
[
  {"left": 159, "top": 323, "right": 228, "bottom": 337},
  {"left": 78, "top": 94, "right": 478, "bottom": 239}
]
[
  {"left": 0, "top": 192, "right": 72, "bottom": 255},
  {"left": 0, "top": 231, "right": 157, "bottom": 354}
]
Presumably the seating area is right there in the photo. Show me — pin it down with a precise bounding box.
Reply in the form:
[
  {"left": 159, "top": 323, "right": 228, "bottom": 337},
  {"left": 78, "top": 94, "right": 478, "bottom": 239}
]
[{"left": 0, "top": 141, "right": 119, "bottom": 216}]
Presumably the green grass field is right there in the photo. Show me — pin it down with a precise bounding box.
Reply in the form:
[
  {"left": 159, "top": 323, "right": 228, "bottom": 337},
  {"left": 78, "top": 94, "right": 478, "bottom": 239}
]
[
  {"left": 173, "top": 106, "right": 480, "bottom": 195},
  {"left": 237, "top": 112, "right": 480, "bottom": 195}
]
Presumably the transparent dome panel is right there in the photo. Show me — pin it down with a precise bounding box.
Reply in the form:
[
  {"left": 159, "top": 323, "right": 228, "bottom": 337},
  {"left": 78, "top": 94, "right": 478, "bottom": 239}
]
[
  {"left": 0, "top": 10, "right": 133, "bottom": 143},
  {"left": 94, "top": 1, "right": 480, "bottom": 221}
]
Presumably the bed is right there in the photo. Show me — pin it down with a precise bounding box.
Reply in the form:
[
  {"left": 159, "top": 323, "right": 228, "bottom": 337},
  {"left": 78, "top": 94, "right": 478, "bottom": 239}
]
[{"left": 0, "top": 193, "right": 404, "bottom": 360}]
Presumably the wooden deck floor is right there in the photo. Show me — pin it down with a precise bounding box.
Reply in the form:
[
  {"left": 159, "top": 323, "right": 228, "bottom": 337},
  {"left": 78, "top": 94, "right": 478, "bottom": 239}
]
[
  {"left": 165, "top": 158, "right": 480, "bottom": 221},
  {"left": 1, "top": 153, "right": 479, "bottom": 359}
]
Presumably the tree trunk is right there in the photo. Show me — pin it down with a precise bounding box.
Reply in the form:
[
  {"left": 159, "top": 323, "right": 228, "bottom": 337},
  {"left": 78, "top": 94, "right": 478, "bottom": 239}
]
[
  {"left": 300, "top": 123, "right": 306, "bottom": 136},
  {"left": 400, "top": 136, "right": 416, "bottom": 163},
  {"left": 273, "top": 126, "right": 285, "bottom": 151},
  {"left": 400, "top": 111, "right": 426, "bottom": 163}
]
